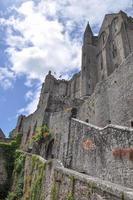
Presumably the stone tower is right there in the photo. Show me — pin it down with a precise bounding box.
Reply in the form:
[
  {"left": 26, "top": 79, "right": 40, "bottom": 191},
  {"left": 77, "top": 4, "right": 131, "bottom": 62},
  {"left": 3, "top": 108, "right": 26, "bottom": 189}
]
[
  {"left": 81, "top": 23, "right": 98, "bottom": 97},
  {"left": 97, "top": 11, "right": 133, "bottom": 81}
]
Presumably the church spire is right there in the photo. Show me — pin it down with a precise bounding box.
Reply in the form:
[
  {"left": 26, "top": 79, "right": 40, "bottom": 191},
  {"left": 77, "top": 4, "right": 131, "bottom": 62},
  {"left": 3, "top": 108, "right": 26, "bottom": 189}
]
[{"left": 83, "top": 22, "right": 93, "bottom": 45}]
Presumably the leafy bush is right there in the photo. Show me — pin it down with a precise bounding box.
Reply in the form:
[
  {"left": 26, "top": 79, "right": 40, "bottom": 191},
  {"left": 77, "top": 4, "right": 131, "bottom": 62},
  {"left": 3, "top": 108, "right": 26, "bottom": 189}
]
[
  {"left": 5, "top": 192, "right": 16, "bottom": 200},
  {"left": 32, "top": 125, "right": 51, "bottom": 143}
]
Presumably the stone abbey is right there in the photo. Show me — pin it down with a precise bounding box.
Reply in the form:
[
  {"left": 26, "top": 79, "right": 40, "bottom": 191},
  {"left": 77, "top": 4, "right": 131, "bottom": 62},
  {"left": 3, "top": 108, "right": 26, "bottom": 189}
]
[{"left": 1, "top": 11, "right": 133, "bottom": 200}]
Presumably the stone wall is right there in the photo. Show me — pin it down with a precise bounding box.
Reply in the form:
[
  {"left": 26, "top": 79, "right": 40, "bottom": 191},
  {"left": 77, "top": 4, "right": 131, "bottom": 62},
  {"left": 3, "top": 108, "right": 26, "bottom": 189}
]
[
  {"left": 78, "top": 52, "right": 133, "bottom": 127},
  {"left": 0, "top": 147, "right": 7, "bottom": 189},
  {"left": 53, "top": 167, "right": 133, "bottom": 200},
  {"left": 48, "top": 110, "right": 71, "bottom": 164},
  {"left": 7, "top": 151, "right": 133, "bottom": 200},
  {"left": 68, "top": 118, "right": 133, "bottom": 188}
]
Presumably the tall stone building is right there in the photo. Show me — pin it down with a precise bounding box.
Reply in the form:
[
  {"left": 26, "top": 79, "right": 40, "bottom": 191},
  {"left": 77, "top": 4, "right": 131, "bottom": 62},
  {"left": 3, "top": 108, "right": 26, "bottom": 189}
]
[
  {"left": 8, "top": 11, "right": 133, "bottom": 195},
  {"left": 15, "top": 11, "right": 133, "bottom": 135}
]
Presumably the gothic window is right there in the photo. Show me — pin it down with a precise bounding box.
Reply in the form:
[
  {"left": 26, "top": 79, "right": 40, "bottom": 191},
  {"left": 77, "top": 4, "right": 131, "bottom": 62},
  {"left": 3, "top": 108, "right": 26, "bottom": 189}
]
[
  {"left": 101, "top": 59, "right": 103, "bottom": 70},
  {"left": 71, "top": 108, "right": 77, "bottom": 118},
  {"left": 112, "top": 42, "right": 117, "bottom": 58},
  {"left": 102, "top": 33, "right": 106, "bottom": 44},
  {"left": 46, "top": 139, "right": 54, "bottom": 159}
]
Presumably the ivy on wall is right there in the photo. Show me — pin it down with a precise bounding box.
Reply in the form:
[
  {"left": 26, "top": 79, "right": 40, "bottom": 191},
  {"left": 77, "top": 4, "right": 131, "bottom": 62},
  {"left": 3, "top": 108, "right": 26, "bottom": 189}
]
[{"left": 0, "top": 134, "right": 22, "bottom": 199}]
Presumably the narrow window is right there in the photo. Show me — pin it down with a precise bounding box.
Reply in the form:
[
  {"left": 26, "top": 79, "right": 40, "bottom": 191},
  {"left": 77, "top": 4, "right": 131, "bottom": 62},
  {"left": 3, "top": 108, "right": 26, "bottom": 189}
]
[
  {"left": 103, "top": 34, "right": 105, "bottom": 43},
  {"left": 112, "top": 42, "right": 117, "bottom": 58},
  {"left": 101, "top": 60, "right": 103, "bottom": 70},
  {"left": 131, "top": 121, "right": 133, "bottom": 128}
]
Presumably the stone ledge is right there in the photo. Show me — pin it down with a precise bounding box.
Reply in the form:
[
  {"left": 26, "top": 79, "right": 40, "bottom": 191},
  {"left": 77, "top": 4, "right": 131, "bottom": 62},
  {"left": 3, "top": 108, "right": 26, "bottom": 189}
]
[{"left": 55, "top": 166, "right": 133, "bottom": 200}]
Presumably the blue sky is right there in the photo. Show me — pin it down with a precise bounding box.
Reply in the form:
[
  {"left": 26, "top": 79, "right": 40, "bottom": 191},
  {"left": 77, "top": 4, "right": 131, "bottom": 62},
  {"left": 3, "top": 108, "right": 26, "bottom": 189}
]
[{"left": 0, "top": 0, "right": 133, "bottom": 136}]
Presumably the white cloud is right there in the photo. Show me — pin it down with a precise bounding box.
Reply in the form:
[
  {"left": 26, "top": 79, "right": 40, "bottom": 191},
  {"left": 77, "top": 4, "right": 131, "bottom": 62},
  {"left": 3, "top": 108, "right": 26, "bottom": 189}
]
[
  {"left": 18, "top": 86, "right": 41, "bottom": 115},
  {"left": 0, "top": 0, "right": 132, "bottom": 114},
  {"left": 0, "top": 67, "right": 15, "bottom": 89}
]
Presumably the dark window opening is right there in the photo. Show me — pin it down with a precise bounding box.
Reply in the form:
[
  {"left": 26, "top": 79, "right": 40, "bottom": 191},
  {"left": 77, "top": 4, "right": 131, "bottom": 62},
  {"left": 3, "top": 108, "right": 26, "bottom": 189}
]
[
  {"left": 71, "top": 108, "right": 77, "bottom": 118},
  {"left": 85, "top": 119, "right": 89, "bottom": 123},
  {"left": 131, "top": 121, "right": 133, "bottom": 128},
  {"left": 46, "top": 139, "right": 54, "bottom": 159},
  {"left": 112, "top": 42, "right": 117, "bottom": 58},
  {"left": 103, "top": 34, "right": 106, "bottom": 44},
  {"left": 101, "top": 61, "right": 103, "bottom": 70}
]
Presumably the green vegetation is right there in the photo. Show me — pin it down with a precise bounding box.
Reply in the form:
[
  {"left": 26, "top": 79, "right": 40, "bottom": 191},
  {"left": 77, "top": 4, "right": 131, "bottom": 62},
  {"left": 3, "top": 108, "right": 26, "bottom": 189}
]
[
  {"left": 30, "top": 156, "right": 46, "bottom": 200},
  {"left": 50, "top": 182, "right": 58, "bottom": 200},
  {"left": 121, "top": 192, "right": 125, "bottom": 200},
  {"left": 0, "top": 134, "right": 22, "bottom": 199},
  {"left": 32, "top": 125, "right": 52, "bottom": 143},
  {"left": 66, "top": 192, "right": 75, "bottom": 200},
  {"left": 6, "top": 151, "right": 26, "bottom": 200},
  {"left": 87, "top": 182, "right": 96, "bottom": 198}
]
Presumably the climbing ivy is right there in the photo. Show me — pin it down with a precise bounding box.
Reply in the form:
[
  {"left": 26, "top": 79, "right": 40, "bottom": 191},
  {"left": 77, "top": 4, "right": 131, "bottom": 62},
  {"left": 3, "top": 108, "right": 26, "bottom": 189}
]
[
  {"left": 32, "top": 125, "right": 51, "bottom": 143},
  {"left": 65, "top": 192, "right": 75, "bottom": 200},
  {"left": 6, "top": 151, "right": 26, "bottom": 200},
  {"left": 0, "top": 134, "right": 22, "bottom": 199},
  {"left": 50, "top": 182, "right": 58, "bottom": 200}
]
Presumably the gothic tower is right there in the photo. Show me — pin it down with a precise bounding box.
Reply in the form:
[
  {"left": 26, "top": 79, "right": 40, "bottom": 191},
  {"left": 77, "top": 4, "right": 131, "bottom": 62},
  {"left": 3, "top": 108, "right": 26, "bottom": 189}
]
[{"left": 81, "top": 23, "right": 98, "bottom": 97}]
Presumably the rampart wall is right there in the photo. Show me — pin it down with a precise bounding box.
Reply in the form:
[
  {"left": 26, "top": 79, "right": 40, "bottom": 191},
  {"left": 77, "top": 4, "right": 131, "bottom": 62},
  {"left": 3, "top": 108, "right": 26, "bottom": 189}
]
[{"left": 8, "top": 151, "right": 133, "bottom": 200}]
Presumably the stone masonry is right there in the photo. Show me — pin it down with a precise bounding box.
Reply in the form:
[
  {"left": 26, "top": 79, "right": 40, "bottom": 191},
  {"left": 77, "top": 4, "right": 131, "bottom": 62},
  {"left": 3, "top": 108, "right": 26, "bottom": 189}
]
[{"left": 10, "top": 10, "right": 133, "bottom": 199}]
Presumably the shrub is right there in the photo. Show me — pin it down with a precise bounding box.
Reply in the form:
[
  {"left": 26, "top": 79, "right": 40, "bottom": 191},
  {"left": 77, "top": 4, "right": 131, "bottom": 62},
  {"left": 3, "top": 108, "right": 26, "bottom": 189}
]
[
  {"left": 112, "top": 148, "right": 133, "bottom": 160},
  {"left": 82, "top": 139, "right": 95, "bottom": 150},
  {"left": 32, "top": 125, "right": 51, "bottom": 143}
]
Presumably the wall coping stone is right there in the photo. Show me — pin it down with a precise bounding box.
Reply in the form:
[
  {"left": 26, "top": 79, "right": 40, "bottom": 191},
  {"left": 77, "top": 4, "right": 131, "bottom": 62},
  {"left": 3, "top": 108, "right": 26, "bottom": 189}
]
[
  {"left": 56, "top": 166, "right": 133, "bottom": 200},
  {"left": 72, "top": 118, "right": 133, "bottom": 132}
]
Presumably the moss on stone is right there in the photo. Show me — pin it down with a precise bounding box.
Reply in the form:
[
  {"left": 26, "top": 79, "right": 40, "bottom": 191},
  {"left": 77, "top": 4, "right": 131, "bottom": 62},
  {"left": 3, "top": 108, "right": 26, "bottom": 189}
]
[
  {"left": 6, "top": 151, "right": 26, "bottom": 200},
  {"left": 65, "top": 192, "right": 75, "bottom": 200},
  {"left": 87, "top": 182, "right": 96, "bottom": 198},
  {"left": 28, "top": 157, "right": 46, "bottom": 200},
  {"left": 50, "top": 182, "right": 58, "bottom": 200},
  {"left": 0, "top": 134, "right": 22, "bottom": 199},
  {"left": 121, "top": 192, "right": 125, "bottom": 200}
]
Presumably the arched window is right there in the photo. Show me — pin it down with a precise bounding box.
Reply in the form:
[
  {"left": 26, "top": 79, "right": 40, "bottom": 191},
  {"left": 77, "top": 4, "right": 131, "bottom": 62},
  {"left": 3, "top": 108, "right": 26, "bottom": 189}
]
[
  {"left": 71, "top": 108, "right": 77, "bottom": 118},
  {"left": 46, "top": 139, "right": 54, "bottom": 159},
  {"left": 112, "top": 41, "right": 117, "bottom": 58}
]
